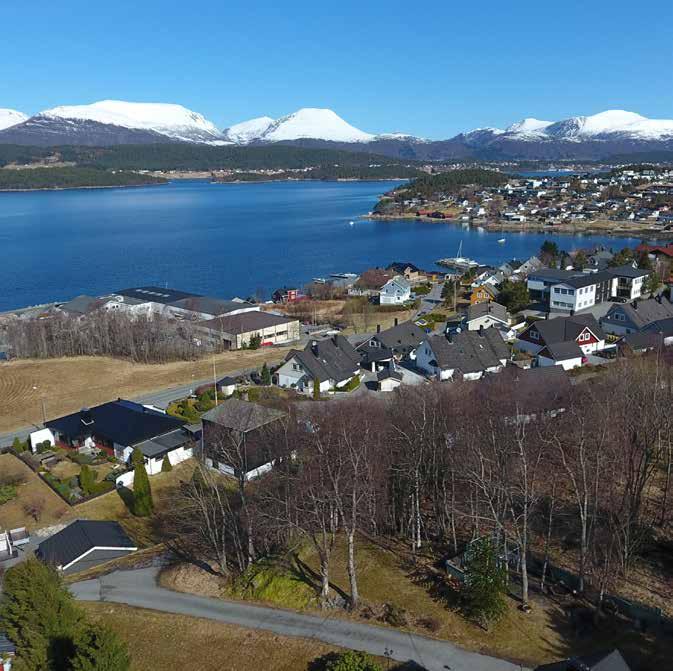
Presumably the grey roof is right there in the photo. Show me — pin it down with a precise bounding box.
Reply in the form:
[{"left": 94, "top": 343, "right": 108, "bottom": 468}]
[
  {"left": 171, "top": 296, "right": 254, "bottom": 317},
  {"left": 116, "top": 286, "right": 198, "bottom": 305},
  {"left": 134, "top": 427, "right": 190, "bottom": 459},
  {"left": 371, "top": 321, "right": 426, "bottom": 355},
  {"left": 622, "top": 331, "right": 664, "bottom": 352},
  {"left": 0, "top": 632, "right": 15, "bottom": 655},
  {"left": 529, "top": 268, "right": 581, "bottom": 283},
  {"left": 37, "top": 520, "right": 136, "bottom": 569},
  {"left": 359, "top": 344, "right": 395, "bottom": 364},
  {"left": 199, "top": 311, "right": 296, "bottom": 335},
  {"left": 202, "top": 398, "right": 285, "bottom": 433},
  {"left": 426, "top": 328, "right": 508, "bottom": 374},
  {"left": 534, "top": 649, "right": 631, "bottom": 671},
  {"left": 466, "top": 301, "right": 509, "bottom": 324},
  {"left": 529, "top": 314, "right": 605, "bottom": 346},
  {"left": 558, "top": 270, "right": 613, "bottom": 289},
  {"left": 59, "top": 294, "right": 101, "bottom": 316},
  {"left": 542, "top": 340, "right": 584, "bottom": 361},
  {"left": 607, "top": 263, "right": 650, "bottom": 279},
  {"left": 604, "top": 297, "right": 673, "bottom": 330},
  {"left": 289, "top": 335, "right": 361, "bottom": 384},
  {"left": 377, "top": 368, "right": 403, "bottom": 381}
]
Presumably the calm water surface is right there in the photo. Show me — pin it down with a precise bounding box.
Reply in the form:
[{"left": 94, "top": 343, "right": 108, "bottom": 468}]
[{"left": 0, "top": 180, "right": 638, "bottom": 311}]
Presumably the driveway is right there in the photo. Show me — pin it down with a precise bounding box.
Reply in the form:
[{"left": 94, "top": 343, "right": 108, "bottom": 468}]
[
  {"left": 71, "top": 567, "right": 525, "bottom": 671},
  {"left": 417, "top": 282, "right": 444, "bottom": 316}
]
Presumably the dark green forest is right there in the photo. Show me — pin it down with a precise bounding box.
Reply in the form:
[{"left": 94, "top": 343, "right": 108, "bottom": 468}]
[{"left": 0, "top": 166, "right": 167, "bottom": 190}]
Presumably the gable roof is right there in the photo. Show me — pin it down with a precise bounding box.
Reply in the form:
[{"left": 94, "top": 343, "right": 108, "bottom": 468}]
[
  {"left": 198, "top": 311, "right": 295, "bottom": 335},
  {"left": 604, "top": 297, "right": 673, "bottom": 330},
  {"left": 354, "top": 268, "right": 393, "bottom": 290},
  {"left": 541, "top": 340, "right": 584, "bottom": 361},
  {"left": 557, "top": 270, "right": 613, "bottom": 289},
  {"left": 466, "top": 301, "right": 509, "bottom": 324},
  {"left": 59, "top": 295, "right": 101, "bottom": 316},
  {"left": 288, "top": 335, "right": 361, "bottom": 384},
  {"left": 607, "top": 264, "right": 650, "bottom": 279},
  {"left": 529, "top": 314, "right": 605, "bottom": 346},
  {"left": 534, "top": 649, "right": 631, "bottom": 671},
  {"left": 37, "top": 520, "right": 136, "bottom": 569},
  {"left": 372, "top": 320, "right": 426, "bottom": 355},
  {"left": 202, "top": 398, "right": 285, "bottom": 433},
  {"left": 171, "top": 296, "right": 255, "bottom": 317},
  {"left": 426, "top": 328, "right": 508, "bottom": 374},
  {"left": 382, "top": 275, "right": 411, "bottom": 292},
  {"left": 45, "top": 400, "right": 185, "bottom": 447}
]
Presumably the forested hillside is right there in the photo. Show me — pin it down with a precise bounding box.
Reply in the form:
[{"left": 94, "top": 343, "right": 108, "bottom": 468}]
[{"left": 0, "top": 166, "right": 167, "bottom": 190}]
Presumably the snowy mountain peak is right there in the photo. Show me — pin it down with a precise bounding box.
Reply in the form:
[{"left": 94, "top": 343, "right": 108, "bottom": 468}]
[
  {"left": 0, "top": 108, "right": 28, "bottom": 131},
  {"left": 38, "top": 100, "right": 224, "bottom": 143},
  {"left": 223, "top": 116, "right": 274, "bottom": 144},
  {"left": 506, "top": 117, "right": 553, "bottom": 135},
  {"left": 261, "top": 108, "right": 375, "bottom": 143}
]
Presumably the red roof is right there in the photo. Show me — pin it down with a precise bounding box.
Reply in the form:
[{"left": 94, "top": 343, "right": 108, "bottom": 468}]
[{"left": 637, "top": 243, "right": 673, "bottom": 258}]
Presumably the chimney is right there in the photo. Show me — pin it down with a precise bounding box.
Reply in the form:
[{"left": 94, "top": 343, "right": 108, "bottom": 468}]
[
  {"left": 394, "top": 317, "right": 399, "bottom": 326},
  {"left": 447, "top": 330, "right": 453, "bottom": 343},
  {"left": 478, "top": 325, "right": 485, "bottom": 337},
  {"left": 376, "top": 324, "right": 381, "bottom": 333},
  {"left": 632, "top": 300, "right": 638, "bottom": 310},
  {"left": 311, "top": 340, "right": 318, "bottom": 354}
]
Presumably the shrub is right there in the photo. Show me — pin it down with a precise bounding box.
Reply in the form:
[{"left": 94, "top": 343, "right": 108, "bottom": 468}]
[
  {"left": 12, "top": 436, "right": 28, "bottom": 452},
  {"left": 161, "top": 455, "right": 173, "bottom": 472},
  {"left": 68, "top": 452, "right": 94, "bottom": 466},
  {"left": 0, "top": 484, "right": 17, "bottom": 505},
  {"left": 79, "top": 465, "right": 97, "bottom": 496},
  {"left": 323, "top": 651, "right": 381, "bottom": 671},
  {"left": 382, "top": 603, "right": 407, "bottom": 627}
]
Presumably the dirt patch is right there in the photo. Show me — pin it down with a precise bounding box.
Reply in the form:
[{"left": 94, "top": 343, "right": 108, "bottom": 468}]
[
  {"left": 0, "top": 348, "right": 291, "bottom": 433},
  {"left": 159, "top": 562, "right": 227, "bottom": 598}
]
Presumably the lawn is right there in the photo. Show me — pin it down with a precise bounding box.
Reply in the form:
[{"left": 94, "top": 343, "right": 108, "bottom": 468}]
[
  {"left": 81, "top": 603, "right": 345, "bottom": 671},
  {"left": 0, "top": 348, "right": 292, "bottom": 433},
  {"left": 161, "top": 535, "right": 670, "bottom": 671}
]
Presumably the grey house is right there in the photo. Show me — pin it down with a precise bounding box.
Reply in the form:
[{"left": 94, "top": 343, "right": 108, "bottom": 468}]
[
  {"left": 600, "top": 296, "right": 673, "bottom": 336},
  {"left": 36, "top": 520, "right": 137, "bottom": 574}
]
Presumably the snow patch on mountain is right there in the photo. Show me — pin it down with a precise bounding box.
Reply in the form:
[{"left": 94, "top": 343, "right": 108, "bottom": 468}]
[
  {"left": 0, "top": 108, "right": 28, "bottom": 131},
  {"left": 546, "top": 110, "right": 673, "bottom": 140},
  {"left": 506, "top": 117, "right": 553, "bottom": 136},
  {"left": 38, "top": 100, "right": 224, "bottom": 143},
  {"left": 223, "top": 116, "right": 274, "bottom": 144}
]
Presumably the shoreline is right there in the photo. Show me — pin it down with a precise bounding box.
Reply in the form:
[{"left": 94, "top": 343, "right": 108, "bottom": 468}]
[
  {"left": 363, "top": 213, "right": 673, "bottom": 240},
  {"left": 210, "top": 177, "right": 411, "bottom": 185},
  {"left": 0, "top": 181, "right": 167, "bottom": 193}
]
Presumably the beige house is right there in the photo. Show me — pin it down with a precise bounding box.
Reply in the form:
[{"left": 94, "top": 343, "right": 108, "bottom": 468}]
[{"left": 194, "top": 311, "right": 300, "bottom": 350}]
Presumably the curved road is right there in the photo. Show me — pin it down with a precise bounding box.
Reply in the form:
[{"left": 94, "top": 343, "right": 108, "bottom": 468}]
[{"left": 71, "top": 567, "right": 526, "bottom": 671}]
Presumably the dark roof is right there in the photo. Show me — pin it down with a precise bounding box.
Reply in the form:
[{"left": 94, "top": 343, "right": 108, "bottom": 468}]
[
  {"left": 607, "top": 264, "right": 650, "bottom": 279},
  {"left": 387, "top": 261, "right": 421, "bottom": 273},
  {"left": 529, "top": 268, "right": 582, "bottom": 283},
  {"left": 604, "top": 297, "right": 673, "bottom": 330},
  {"left": 359, "top": 344, "right": 394, "bottom": 364},
  {"left": 466, "top": 301, "right": 509, "bottom": 324},
  {"left": 59, "top": 294, "right": 101, "bottom": 316},
  {"left": 0, "top": 632, "right": 15, "bottom": 655},
  {"left": 541, "top": 340, "right": 584, "bottom": 360},
  {"left": 534, "top": 649, "right": 631, "bottom": 671},
  {"left": 116, "top": 286, "right": 199, "bottom": 304},
  {"left": 558, "top": 270, "right": 613, "bottom": 289},
  {"left": 170, "top": 296, "right": 254, "bottom": 317},
  {"left": 37, "top": 520, "right": 136, "bottom": 569},
  {"left": 134, "top": 428, "right": 191, "bottom": 459},
  {"left": 622, "top": 331, "right": 664, "bottom": 352},
  {"left": 199, "top": 311, "right": 296, "bottom": 335},
  {"left": 45, "top": 399, "right": 185, "bottom": 447},
  {"left": 426, "top": 328, "right": 508, "bottom": 374},
  {"left": 643, "top": 316, "right": 673, "bottom": 337},
  {"left": 354, "top": 268, "right": 393, "bottom": 290},
  {"left": 372, "top": 321, "right": 426, "bottom": 355},
  {"left": 290, "top": 335, "right": 361, "bottom": 384},
  {"left": 218, "top": 376, "right": 238, "bottom": 386},
  {"left": 202, "top": 398, "right": 285, "bottom": 433},
  {"left": 377, "top": 368, "right": 403, "bottom": 381},
  {"left": 530, "top": 314, "right": 605, "bottom": 346}
]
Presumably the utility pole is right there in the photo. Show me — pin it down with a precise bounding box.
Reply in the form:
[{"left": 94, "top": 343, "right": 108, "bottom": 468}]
[{"left": 212, "top": 357, "right": 218, "bottom": 406}]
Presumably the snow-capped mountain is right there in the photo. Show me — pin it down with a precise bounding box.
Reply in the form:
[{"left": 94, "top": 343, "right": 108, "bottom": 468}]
[
  {"left": 224, "top": 108, "right": 376, "bottom": 144},
  {"left": 223, "top": 116, "right": 274, "bottom": 144},
  {"left": 0, "top": 100, "right": 226, "bottom": 146},
  {"left": 0, "top": 108, "right": 28, "bottom": 131},
  {"left": 505, "top": 118, "right": 553, "bottom": 136}
]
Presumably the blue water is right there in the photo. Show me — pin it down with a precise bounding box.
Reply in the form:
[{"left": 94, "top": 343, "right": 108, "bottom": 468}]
[{"left": 0, "top": 179, "right": 640, "bottom": 311}]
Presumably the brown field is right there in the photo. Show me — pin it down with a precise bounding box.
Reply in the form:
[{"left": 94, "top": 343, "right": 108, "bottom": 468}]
[
  {"left": 0, "top": 348, "right": 291, "bottom": 433},
  {"left": 82, "top": 603, "right": 346, "bottom": 671}
]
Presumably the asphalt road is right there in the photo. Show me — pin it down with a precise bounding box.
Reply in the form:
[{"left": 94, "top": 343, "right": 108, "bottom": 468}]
[{"left": 71, "top": 567, "right": 526, "bottom": 671}]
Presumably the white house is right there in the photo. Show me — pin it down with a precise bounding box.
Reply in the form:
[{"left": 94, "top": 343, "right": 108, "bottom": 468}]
[
  {"left": 463, "top": 302, "right": 510, "bottom": 332},
  {"left": 536, "top": 341, "right": 584, "bottom": 371},
  {"left": 379, "top": 276, "right": 412, "bottom": 305}
]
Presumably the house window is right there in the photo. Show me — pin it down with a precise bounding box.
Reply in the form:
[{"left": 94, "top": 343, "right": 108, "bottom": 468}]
[{"left": 529, "top": 330, "right": 539, "bottom": 340}]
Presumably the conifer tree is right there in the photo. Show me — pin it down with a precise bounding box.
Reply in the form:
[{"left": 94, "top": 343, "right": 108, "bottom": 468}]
[
  {"left": 161, "top": 455, "right": 173, "bottom": 472},
  {"left": 71, "top": 624, "right": 130, "bottom": 671},
  {"left": 261, "top": 362, "right": 272, "bottom": 386},
  {"left": 131, "top": 447, "right": 153, "bottom": 516},
  {"left": 313, "top": 376, "right": 321, "bottom": 400}
]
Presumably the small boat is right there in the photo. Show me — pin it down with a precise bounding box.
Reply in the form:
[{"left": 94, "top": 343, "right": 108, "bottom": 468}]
[
  {"left": 349, "top": 220, "right": 355, "bottom": 226},
  {"left": 497, "top": 238, "right": 506, "bottom": 244}
]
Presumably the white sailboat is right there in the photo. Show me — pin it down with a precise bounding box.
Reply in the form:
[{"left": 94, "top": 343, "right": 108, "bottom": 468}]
[{"left": 437, "top": 241, "right": 479, "bottom": 270}]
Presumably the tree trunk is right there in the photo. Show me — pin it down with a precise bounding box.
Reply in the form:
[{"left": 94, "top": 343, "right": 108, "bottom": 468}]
[
  {"left": 320, "top": 556, "right": 330, "bottom": 607},
  {"left": 347, "top": 529, "right": 359, "bottom": 609}
]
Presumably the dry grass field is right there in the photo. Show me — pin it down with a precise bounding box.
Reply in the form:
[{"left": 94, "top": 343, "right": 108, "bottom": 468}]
[
  {"left": 0, "top": 348, "right": 291, "bottom": 433},
  {"left": 82, "top": 603, "right": 345, "bottom": 671}
]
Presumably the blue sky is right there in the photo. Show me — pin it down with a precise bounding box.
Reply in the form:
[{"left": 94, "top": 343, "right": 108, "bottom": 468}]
[{"left": 2, "top": 0, "right": 672, "bottom": 138}]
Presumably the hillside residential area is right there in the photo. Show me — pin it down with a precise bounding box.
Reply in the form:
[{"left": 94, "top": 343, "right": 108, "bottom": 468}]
[{"left": 2, "top": 235, "right": 673, "bottom": 671}]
